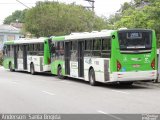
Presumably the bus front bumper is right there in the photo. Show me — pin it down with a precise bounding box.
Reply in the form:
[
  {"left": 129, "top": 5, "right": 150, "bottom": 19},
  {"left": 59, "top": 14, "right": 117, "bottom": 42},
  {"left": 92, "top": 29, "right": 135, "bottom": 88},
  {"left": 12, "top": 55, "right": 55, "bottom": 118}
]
[{"left": 110, "top": 70, "right": 157, "bottom": 82}]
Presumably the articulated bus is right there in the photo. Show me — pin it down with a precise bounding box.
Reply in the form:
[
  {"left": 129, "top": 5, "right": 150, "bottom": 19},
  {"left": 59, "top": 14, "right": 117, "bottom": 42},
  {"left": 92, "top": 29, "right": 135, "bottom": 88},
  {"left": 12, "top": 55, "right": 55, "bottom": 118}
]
[
  {"left": 3, "top": 29, "right": 157, "bottom": 86},
  {"left": 3, "top": 38, "right": 51, "bottom": 74},
  {"left": 49, "top": 29, "right": 157, "bottom": 85}
]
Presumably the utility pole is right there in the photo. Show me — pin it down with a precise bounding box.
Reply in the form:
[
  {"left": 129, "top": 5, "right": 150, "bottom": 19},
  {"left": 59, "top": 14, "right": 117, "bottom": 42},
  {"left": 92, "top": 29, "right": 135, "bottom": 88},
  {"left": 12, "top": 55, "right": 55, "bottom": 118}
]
[
  {"left": 83, "top": 0, "right": 95, "bottom": 31},
  {"left": 84, "top": 0, "right": 95, "bottom": 12}
]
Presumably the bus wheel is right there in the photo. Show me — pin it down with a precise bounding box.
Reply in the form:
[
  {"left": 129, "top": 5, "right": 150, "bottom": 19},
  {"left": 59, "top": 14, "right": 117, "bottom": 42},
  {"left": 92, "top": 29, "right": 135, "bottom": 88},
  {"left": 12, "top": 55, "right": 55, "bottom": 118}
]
[
  {"left": 9, "top": 62, "right": 14, "bottom": 72},
  {"left": 57, "top": 66, "right": 64, "bottom": 79},
  {"left": 89, "top": 69, "right": 97, "bottom": 86},
  {"left": 30, "top": 64, "right": 35, "bottom": 75}
]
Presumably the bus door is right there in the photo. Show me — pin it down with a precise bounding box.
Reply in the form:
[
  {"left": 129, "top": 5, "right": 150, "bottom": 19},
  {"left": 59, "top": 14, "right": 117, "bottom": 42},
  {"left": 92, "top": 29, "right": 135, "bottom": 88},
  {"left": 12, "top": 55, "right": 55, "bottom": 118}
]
[
  {"left": 23, "top": 45, "right": 27, "bottom": 70},
  {"left": 14, "top": 45, "right": 18, "bottom": 69},
  {"left": 64, "top": 41, "right": 71, "bottom": 75},
  {"left": 78, "top": 41, "right": 84, "bottom": 77}
]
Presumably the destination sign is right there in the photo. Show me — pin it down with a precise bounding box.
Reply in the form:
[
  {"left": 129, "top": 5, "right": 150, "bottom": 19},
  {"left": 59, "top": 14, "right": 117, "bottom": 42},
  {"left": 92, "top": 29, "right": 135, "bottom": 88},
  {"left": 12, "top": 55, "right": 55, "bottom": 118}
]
[{"left": 127, "top": 32, "right": 142, "bottom": 39}]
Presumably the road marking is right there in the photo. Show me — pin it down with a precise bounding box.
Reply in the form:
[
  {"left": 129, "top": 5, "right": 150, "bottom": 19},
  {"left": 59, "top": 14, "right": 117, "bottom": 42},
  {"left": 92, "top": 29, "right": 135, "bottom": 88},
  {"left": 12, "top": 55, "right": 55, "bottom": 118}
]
[
  {"left": 111, "top": 90, "right": 129, "bottom": 95},
  {"left": 42, "top": 91, "right": 55, "bottom": 96},
  {"left": 97, "top": 110, "right": 122, "bottom": 120},
  {"left": 97, "top": 110, "right": 107, "bottom": 114}
]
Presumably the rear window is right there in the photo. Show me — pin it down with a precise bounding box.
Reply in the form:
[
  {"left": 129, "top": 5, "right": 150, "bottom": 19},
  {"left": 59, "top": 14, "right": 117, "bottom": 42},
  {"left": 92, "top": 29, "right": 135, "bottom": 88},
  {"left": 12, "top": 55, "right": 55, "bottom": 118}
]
[{"left": 118, "top": 30, "right": 152, "bottom": 50}]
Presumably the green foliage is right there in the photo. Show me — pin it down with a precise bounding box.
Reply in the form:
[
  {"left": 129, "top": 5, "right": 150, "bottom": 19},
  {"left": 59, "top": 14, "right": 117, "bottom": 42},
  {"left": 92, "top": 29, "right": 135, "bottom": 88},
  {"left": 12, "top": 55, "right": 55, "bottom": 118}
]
[
  {"left": 120, "top": 2, "right": 134, "bottom": 12},
  {"left": 24, "top": 1, "right": 108, "bottom": 37},
  {"left": 108, "top": 0, "right": 160, "bottom": 47},
  {"left": 3, "top": 10, "right": 27, "bottom": 24}
]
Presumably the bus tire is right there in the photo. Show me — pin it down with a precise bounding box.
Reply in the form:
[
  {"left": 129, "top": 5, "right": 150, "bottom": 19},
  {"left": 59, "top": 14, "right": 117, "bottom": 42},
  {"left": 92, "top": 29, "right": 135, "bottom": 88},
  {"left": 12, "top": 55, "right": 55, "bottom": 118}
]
[
  {"left": 9, "top": 62, "right": 14, "bottom": 72},
  {"left": 89, "top": 69, "right": 97, "bottom": 86},
  {"left": 30, "top": 63, "right": 35, "bottom": 75},
  {"left": 57, "top": 66, "right": 64, "bottom": 79}
]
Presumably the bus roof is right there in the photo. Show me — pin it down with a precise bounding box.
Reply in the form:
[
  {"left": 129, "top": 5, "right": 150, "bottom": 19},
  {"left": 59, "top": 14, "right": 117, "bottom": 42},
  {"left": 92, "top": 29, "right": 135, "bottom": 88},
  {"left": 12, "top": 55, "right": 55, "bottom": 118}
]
[
  {"left": 65, "top": 30, "right": 114, "bottom": 40},
  {"left": 52, "top": 36, "right": 65, "bottom": 41},
  {"left": 4, "top": 37, "right": 47, "bottom": 45}
]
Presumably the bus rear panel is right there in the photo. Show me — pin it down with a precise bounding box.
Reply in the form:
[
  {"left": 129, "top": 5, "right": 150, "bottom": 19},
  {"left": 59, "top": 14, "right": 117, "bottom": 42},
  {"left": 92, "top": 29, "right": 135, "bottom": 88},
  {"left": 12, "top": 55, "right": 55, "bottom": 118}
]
[{"left": 110, "top": 29, "right": 157, "bottom": 82}]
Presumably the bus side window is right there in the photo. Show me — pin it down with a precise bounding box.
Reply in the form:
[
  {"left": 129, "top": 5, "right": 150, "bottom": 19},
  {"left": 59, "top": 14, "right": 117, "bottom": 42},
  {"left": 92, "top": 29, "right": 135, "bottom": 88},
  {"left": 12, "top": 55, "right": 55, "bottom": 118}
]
[
  {"left": 71, "top": 41, "right": 78, "bottom": 61},
  {"left": 84, "top": 40, "right": 92, "bottom": 57},
  {"left": 28, "top": 44, "right": 34, "bottom": 55},
  {"left": 10, "top": 45, "right": 14, "bottom": 57},
  {"left": 39, "top": 43, "right": 44, "bottom": 56},
  {"left": 34, "top": 44, "right": 38, "bottom": 51},
  {"left": 40, "top": 43, "right": 44, "bottom": 51},
  {"left": 93, "top": 39, "right": 101, "bottom": 50},
  {"left": 18, "top": 45, "right": 23, "bottom": 58},
  {"left": 59, "top": 41, "right": 64, "bottom": 55},
  {"left": 102, "top": 38, "right": 111, "bottom": 58},
  {"left": 51, "top": 43, "right": 56, "bottom": 53},
  {"left": 3, "top": 45, "right": 6, "bottom": 56},
  {"left": 85, "top": 40, "right": 89, "bottom": 50},
  {"left": 26, "top": 44, "right": 29, "bottom": 51},
  {"left": 7, "top": 45, "right": 10, "bottom": 57},
  {"left": 92, "top": 39, "right": 101, "bottom": 57}
]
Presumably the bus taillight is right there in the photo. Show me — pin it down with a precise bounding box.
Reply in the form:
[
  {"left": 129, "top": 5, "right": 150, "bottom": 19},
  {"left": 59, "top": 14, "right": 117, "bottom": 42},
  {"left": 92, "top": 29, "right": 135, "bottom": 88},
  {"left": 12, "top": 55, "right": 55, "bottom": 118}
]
[
  {"left": 117, "top": 60, "right": 121, "bottom": 71},
  {"left": 151, "top": 58, "right": 155, "bottom": 69}
]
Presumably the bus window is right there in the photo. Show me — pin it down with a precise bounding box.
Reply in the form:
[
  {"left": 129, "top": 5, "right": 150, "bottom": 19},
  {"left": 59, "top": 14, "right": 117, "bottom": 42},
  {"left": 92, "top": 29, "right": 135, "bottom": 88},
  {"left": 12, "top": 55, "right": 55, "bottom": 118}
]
[
  {"left": 53, "top": 41, "right": 64, "bottom": 60},
  {"left": 102, "top": 39, "right": 111, "bottom": 50},
  {"left": 18, "top": 45, "right": 23, "bottom": 58},
  {"left": 71, "top": 41, "right": 77, "bottom": 61},
  {"left": 40, "top": 43, "right": 44, "bottom": 51},
  {"left": 85, "top": 40, "right": 92, "bottom": 50},
  {"left": 93, "top": 39, "right": 101, "bottom": 50},
  {"left": 59, "top": 41, "right": 64, "bottom": 55},
  {"left": 10, "top": 45, "right": 14, "bottom": 57},
  {"left": 50, "top": 43, "right": 56, "bottom": 53},
  {"left": 28, "top": 44, "right": 33, "bottom": 52},
  {"left": 3, "top": 45, "right": 7, "bottom": 56},
  {"left": 102, "top": 39, "right": 111, "bottom": 58},
  {"left": 118, "top": 30, "right": 152, "bottom": 53},
  {"left": 7, "top": 45, "right": 10, "bottom": 57},
  {"left": 35, "top": 44, "right": 40, "bottom": 51},
  {"left": 92, "top": 39, "right": 101, "bottom": 57},
  {"left": 84, "top": 40, "right": 92, "bottom": 57}
]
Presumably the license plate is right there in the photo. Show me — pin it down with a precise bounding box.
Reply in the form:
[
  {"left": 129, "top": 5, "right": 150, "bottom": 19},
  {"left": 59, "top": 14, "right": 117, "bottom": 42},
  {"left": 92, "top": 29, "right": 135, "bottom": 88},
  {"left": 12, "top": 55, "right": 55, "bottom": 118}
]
[{"left": 133, "top": 64, "right": 140, "bottom": 68}]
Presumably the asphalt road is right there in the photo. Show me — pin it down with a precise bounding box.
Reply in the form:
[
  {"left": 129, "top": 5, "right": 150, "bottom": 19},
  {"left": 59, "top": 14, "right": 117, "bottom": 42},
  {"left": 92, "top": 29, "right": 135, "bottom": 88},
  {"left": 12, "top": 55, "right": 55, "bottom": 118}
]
[{"left": 0, "top": 67, "right": 160, "bottom": 114}]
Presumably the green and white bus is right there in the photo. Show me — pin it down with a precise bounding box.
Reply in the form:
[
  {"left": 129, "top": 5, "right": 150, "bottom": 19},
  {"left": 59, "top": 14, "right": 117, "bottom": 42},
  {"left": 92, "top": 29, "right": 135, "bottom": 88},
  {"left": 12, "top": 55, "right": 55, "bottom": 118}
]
[
  {"left": 49, "top": 29, "right": 157, "bottom": 85},
  {"left": 3, "top": 38, "right": 51, "bottom": 74}
]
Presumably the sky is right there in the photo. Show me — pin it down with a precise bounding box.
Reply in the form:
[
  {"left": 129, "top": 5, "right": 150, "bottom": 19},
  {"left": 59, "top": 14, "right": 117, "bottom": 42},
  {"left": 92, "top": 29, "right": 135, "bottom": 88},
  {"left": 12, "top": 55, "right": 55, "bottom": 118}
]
[{"left": 0, "top": 0, "right": 131, "bottom": 24}]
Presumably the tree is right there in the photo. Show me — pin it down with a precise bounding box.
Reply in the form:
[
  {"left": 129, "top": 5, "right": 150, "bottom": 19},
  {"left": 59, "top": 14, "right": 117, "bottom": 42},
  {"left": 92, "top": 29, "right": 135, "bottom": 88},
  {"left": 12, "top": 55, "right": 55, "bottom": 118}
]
[
  {"left": 108, "top": 0, "right": 160, "bottom": 47},
  {"left": 3, "top": 10, "right": 27, "bottom": 24},
  {"left": 24, "top": 1, "right": 108, "bottom": 37}
]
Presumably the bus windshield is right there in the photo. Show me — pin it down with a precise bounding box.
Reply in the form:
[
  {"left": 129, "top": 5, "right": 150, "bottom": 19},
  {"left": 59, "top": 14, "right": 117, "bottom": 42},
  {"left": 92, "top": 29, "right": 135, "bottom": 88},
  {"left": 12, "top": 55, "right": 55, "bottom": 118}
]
[{"left": 118, "top": 30, "right": 152, "bottom": 51}]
